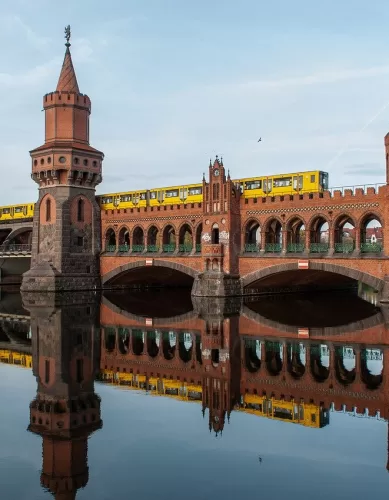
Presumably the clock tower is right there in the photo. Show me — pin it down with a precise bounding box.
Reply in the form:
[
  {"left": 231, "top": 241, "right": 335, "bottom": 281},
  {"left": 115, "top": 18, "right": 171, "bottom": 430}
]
[{"left": 192, "top": 156, "right": 242, "bottom": 297}]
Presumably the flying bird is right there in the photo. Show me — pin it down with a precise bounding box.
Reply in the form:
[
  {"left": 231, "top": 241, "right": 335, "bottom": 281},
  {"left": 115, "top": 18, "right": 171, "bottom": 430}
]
[{"left": 258, "top": 137, "right": 262, "bottom": 142}]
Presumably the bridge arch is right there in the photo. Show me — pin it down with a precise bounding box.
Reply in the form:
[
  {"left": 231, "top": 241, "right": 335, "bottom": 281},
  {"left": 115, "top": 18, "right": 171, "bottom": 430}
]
[
  {"left": 102, "top": 259, "right": 199, "bottom": 286},
  {"left": 241, "top": 261, "right": 384, "bottom": 291}
]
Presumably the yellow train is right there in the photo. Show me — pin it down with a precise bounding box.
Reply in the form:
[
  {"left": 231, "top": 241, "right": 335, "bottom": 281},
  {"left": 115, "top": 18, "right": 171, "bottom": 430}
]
[
  {"left": 99, "top": 170, "right": 328, "bottom": 211},
  {"left": 0, "top": 170, "right": 329, "bottom": 221},
  {"left": 0, "top": 203, "right": 34, "bottom": 221}
]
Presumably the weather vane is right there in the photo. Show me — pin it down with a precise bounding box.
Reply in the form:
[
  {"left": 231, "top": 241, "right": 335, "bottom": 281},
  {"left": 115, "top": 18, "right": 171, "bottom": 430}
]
[{"left": 64, "top": 25, "right": 71, "bottom": 47}]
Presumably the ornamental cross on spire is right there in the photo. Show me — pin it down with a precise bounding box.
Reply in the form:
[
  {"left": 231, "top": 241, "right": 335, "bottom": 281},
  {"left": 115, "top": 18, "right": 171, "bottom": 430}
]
[{"left": 64, "top": 25, "right": 71, "bottom": 46}]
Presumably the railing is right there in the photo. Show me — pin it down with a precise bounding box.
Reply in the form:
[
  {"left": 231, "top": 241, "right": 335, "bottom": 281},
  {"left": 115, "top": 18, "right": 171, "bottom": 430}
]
[
  {"left": 328, "top": 183, "right": 385, "bottom": 195},
  {"left": 309, "top": 243, "right": 329, "bottom": 253},
  {"left": 360, "top": 242, "right": 382, "bottom": 254},
  {"left": 179, "top": 244, "right": 193, "bottom": 253},
  {"left": 0, "top": 244, "right": 31, "bottom": 253},
  {"left": 118, "top": 244, "right": 130, "bottom": 253},
  {"left": 245, "top": 243, "right": 260, "bottom": 253},
  {"left": 195, "top": 244, "right": 201, "bottom": 253},
  {"left": 147, "top": 245, "right": 159, "bottom": 253},
  {"left": 334, "top": 242, "right": 354, "bottom": 254},
  {"left": 105, "top": 245, "right": 116, "bottom": 253},
  {"left": 162, "top": 244, "right": 175, "bottom": 253},
  {"left": 265, "top": 243, "right": 281, "bottom": 253},
  {"left": 287, "top": 243, "right": 304, "bottom": 253},
  {"left": 132, "top": 244, "right": 144, "bottom": 253}
]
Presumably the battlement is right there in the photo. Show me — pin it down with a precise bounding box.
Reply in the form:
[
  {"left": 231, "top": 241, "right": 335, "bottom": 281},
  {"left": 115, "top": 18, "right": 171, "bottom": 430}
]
[
  {"left": 101, "top": 201, "right": 204, "bottom": 218},
  {"left": 43, "top": 91, "right": 91, "bottom": 111},
  {"left": 242, "top": 184, "right": 386, "bottom": 209}
]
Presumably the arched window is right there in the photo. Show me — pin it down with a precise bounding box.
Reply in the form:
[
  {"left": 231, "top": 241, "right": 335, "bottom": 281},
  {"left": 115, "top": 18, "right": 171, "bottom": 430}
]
[
  {"left": 45, "top": 198, "right": 51, "bottom": 222},
  {"left": 77, "top": 198, "right": 84, "bottom": 222},
  {"left": 212, "top": 224, "right": 219, "bottom": 244}
]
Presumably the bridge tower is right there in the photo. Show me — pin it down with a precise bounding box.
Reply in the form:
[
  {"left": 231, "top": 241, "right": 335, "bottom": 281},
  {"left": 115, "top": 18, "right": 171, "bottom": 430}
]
[
  {"left": 192, "top": 156, "right": 242, "bottom": 296},
  {"left": 21, "top": 26, "right": 103, "bottom": 293},
  {"left": 25, "top": 292, "right": 102, "bottom": 499}
]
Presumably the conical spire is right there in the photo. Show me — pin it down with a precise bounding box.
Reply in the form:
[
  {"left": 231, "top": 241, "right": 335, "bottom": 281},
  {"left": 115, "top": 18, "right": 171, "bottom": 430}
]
[{"left": 56, "top": 25, "right": 79, "bottom": 93}]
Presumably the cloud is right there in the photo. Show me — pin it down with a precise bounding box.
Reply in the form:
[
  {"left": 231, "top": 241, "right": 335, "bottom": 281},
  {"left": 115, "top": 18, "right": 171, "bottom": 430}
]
[
  {"left": 0, "top": 15, "right": 50, "bottom": 49},
  {"left": 343, "top": 163, "right": 384, "bottom": 176}
]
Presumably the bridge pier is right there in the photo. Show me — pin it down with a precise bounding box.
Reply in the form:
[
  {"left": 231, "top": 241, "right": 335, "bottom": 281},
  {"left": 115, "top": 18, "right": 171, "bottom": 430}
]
[{"left": 191, "top": 271, "right": 242, "bottom": 297}]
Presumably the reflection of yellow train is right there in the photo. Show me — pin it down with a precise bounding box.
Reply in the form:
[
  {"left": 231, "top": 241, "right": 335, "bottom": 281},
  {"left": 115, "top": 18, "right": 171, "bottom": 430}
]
[
  {"left": 0, "top": 349, "right": 32, "bottom": 368},
  {"left": 99, "top": 170, "right": 329, "bottom": 211},
  {"left": 0, "top": 170, "right": 329, "bottom": 221},
  {"left": 0, "top": 203, "right": 34, "bottom": 222},
  {"left": 238, "top": 394, "right": 329, "bottom": 429}
]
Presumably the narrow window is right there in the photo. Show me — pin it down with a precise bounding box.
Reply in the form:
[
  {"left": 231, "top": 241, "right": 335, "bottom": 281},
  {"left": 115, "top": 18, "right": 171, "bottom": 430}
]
[
  {"left": 45, "top": 198, "right": 51, "bottom": 222},
  {"left": 45, "top": 359, "right": 50, "bottom": 384},
  {"left": 77, "top": 236, "right": 84, "bottom": 247},
  {"left": 77, "top": 198, "right": 84, "bottom": 222},
  {"left": 76, "top": 359, "right": 84, "bottom": 383}
]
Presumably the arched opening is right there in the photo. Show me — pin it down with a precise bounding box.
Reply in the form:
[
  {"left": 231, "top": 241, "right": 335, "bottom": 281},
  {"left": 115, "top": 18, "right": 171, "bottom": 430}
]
[
  {"left": 147, "top": 225, "right": 159, "bottom": 252},
  {"left": 196, "top": 335, "right": 202, "bottom": 364},
  {"left": 195, "top": 224, "right": 202, "bottom": 253},
  {"left": 310, "top": 344, "right": 330, "bottom": 382},
  {"left": 162, "top": 225, "right": 176, "bottom": 252},
  {"left": 287, "top": 343, "right": 306, "bottom": 379},
  {"left": 212, "top": 224, "right": 219, "bottom": 244},
  {"left": 45, "top": 198, "right": 51, "bottom": 222},
  {"left": 162, "top": 331, "right": 176, "bottom": 360},
  {"left": 179, "top": 332, "right": 193, "bottom": 362},
  {"left": 118, "top": 227, "right": 130, "bottom": 252},
  {"left": 147, "top": 331, "right": 160, "bottom": 358},
  {"left": 334, "top": 346, "right": 356, "bottom": 386},
  {"left": 244, "top": 220, "right": 261, "bottom": 252},
  {"left": 132, "top": 227, "right": 144, "bottom": 252},
  {"left": 265, "top": 341, "right": 283, "bottom": 375},
  {"left": 334, "top": 215, "right": 355, "bottom": 254},
  {"left": 179, "top": 224, "right": 193, "bottom": 252},
  {"left": 265, "top": 219, "right": 282, "bottom": 253},
  {"left": 286, "top": 217, "right": 305, "bottom": 253},
  {"left": 244, "top": 339, "right": 261, "bottom": 373},
  {"left": 132, "top": 329, "right": 144, "bottom": 355},
  {"left": 118, "top": 328, "right": 130, "bottom": 354},
  {"left": 360, "top": 215, "right": 383, "bottom": 254},
  {"left": 105, "top": 228, "right": 116, "bottom": 252},
  {"left": 104, "top": 328, "right": 116, "bottom": 353},
  {"left": 309, "top": 216, "right": 329, "bottom": 253},
  {"left": 361, "top": 348, "right": 383, "bottom": 390},
  {"left": 212, "top": 258, "right": 220, "bottom": 271},
  {"left": 211, "top": 349, "right": 220, "bottom": 366},
  {"left": 77, "top": 198, "right": 84, "bottom": 222}
]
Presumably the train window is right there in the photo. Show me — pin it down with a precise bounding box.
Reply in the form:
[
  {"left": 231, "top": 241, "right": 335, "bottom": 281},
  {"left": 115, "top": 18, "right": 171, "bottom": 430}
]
[
  {"left": 120, "top": 195, "right": 132, "bottom": 202},
  {"left": 245, "top": 180, "right": 262, "bottom": 190},
  {"left": 263, "top": 180, "right": 272, "bottom": 193},
  {"left": 103, "top": 197, "right": 112, "bottom": 204},
  {"left": 150, "top": 192, "right": 157, "bottom": 199},
  {"left": 166, "top": 190, "right": 179, "bottom": 198},
  {"left": 3, "top": 208, "right": 10, "bottom": 214},
  {"left": 140, "top": 193, "right": 146, "bottom": 200},
  {"left": 320, "top": 172, "right": 329, "bottom": 189},
  {"left": 293, "top": 176, "right": 303, "bottom": 190},
  {"left": 189, "top": 187, "right": 202, "bottom": 195},
  {"left": 15, "top": 207, "right": 23, "bottom": 213},
  {"left": 310, "top": 175, "right": 315, "bottom": 183},
  {"left": 273, "top": 177, "right": 292, "bottom": 188}
]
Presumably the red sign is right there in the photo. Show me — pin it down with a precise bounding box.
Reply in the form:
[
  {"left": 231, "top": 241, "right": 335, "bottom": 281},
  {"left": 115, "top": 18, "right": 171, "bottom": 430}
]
[
  {"left": 146, "top": 259, "right": 153, "bottom": 266},
  {"left": 298, "top": 328, "right": 309, "bottom": 338},
  {"left": 298, "top": 260, "right": 309, "bottom": 270}
]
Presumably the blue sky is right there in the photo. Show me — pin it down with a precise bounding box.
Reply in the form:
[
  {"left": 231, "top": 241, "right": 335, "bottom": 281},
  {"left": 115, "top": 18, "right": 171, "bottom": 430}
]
[{"left": 1, "top": 0, "right": 389, "bottom": 204}]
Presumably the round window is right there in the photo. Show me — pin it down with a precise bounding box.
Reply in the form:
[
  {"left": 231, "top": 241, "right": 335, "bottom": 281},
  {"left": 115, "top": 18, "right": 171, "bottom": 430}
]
[{"left": 58, "top": 156, "right": 66, "bottom": 164}]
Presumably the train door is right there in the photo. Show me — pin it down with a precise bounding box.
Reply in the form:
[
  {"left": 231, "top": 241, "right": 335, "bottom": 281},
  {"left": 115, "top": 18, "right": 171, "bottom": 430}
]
[
  {"left": 293, "top": 175, "right": 303, "bottom": 192},
  {"left": 263, "top": 178, "right": 272, "bottom": 194},
  {"left": 113, "top": 195, "right": 120, "bottom": 208},
  {"left": 179, "top": 186, "right": 188, "bottom": 203}
]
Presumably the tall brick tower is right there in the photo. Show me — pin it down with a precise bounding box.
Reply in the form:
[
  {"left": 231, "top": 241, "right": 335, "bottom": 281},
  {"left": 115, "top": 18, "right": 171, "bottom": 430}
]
[
  {"left": 21, "top": 26, "right": 103, "bottom": 293},
  {"left": 25, "top": 292, "right": 102, "bottom": 499},
  {"left": 192, "top": 156, "right": 242, "bottom": 296}
]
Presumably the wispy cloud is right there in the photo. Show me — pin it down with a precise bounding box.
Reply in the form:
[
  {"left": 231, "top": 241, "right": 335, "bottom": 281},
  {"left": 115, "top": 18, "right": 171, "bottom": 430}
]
[
  {"left": 343, "top": 163, "right": 384, "bottom": 176},
  {"left": 0, "top": 15, "right": 50, "bottom": 49}
]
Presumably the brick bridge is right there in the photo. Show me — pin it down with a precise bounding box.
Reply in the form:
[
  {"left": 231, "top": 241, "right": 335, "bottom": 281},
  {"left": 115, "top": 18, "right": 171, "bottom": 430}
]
[{"left": 10, "top": 30, "right": 389, "bottom": 299}]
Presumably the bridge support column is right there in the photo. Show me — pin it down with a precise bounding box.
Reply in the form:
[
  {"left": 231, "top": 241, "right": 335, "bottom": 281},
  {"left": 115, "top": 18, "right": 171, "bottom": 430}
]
[{"left": 191, "top": 272, "right": 242, "bottom": 297}]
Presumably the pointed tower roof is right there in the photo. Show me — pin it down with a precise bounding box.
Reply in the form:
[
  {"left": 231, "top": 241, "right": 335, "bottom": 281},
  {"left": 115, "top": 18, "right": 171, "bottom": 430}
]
[{"left": 56, "top": 26, "right": 79, "bottom": 93}]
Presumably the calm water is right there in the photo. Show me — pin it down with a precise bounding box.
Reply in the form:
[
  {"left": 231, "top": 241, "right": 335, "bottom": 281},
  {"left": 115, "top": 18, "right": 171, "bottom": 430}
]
[{"left": 0, "top": 287, "right": 388, "bottom": 499}]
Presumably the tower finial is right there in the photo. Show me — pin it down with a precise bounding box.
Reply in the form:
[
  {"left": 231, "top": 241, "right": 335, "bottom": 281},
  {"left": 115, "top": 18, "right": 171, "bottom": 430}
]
[{"left": 64, "top": 25, "right": 71, "bottom": 48}]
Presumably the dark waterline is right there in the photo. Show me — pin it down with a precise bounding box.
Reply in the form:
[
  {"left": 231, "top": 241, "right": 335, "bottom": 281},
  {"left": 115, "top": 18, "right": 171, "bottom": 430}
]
[{"left": 0, "top": 288, "right": 388, "bottom": 499}]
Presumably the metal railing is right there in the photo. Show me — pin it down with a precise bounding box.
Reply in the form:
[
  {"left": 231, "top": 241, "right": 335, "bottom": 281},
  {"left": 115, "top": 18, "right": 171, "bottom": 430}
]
[
  {"left": 334, "top": 242, "right": 354, "bottom": 254},
  {"left": 118, "top": 244, "right": 130, "bottom": 253},
  {"left": 132, "top": 244, "right": 144, "bottom": 253},
  {"left": 147, "top": 245, "right": 159, "bottom": 253},
  {"left": 287, "top": 243, "right": 305, "bottom": 253},
  {"left": 360, "top": 242, "right": 382, "bottom": 254},
  {"left": 309, "top": 243, "right": 329, "bottom": 253},
  {"left": 162, "top": 244, "right": 175, "bottom": 253},
  {"left": 245, "top": 243, "right": 260, "bottom": 253},
  {"left": 265, "top": 243, "right": 282, "bottom": 253},
  {"left": 195, "top": 244, "right": 201, "bottom": 253},
  {"left": 0, "top": 244, "right": 32, "bottom": 253},
  {"left": 105, "top": 245, "right": 116, "bottom": 253},
  {"left": 327, "top": 183, "right": 385, "bottom": 195},
  {"left": 178, "top": 244, "right": 193, "bottom": 253}
]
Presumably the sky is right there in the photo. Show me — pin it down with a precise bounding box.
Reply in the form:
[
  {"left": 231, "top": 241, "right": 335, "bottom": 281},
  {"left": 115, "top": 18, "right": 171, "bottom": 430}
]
[{"left": 1, "top": 0, "right": 389, "bottom": 204}]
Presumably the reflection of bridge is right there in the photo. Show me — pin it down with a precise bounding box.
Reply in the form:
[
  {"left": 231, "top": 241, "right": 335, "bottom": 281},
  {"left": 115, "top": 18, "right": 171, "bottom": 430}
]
[{"left": 4, "top": 29, "right": 389, "bottom": 298}]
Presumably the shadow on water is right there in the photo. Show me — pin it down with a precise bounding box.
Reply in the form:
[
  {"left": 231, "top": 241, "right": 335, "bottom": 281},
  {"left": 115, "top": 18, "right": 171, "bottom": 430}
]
[
  {"left": 103, "top": 288, "right": 194, "bottom": 318},
  {"left": 244, "top": 290, "right": 380, "bottom": 328}
]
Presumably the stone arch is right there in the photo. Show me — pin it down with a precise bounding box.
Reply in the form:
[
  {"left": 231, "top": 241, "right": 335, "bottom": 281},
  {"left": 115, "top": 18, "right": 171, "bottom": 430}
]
[
  {"left": 102, "top": 259, "right": 199, "bottom": 285},
  {"left": 359, "top": 211, "right": 383, "bottom": 254},
  {"left": 147, "top": 224, "right": 159, "bottom": 250},
  {"left": 195, "top": 223, "right": 202, "bottom": 252},
  {"left": 104, "top": 227, "right": 116, "bottom": 251},
  {"left": 307, "top": 214, "right": 329, "bottom": 251},
  {"left": 244, "top": 218, "right": 261, "bottom": 250},
  {"left": 39, "top": 194, "right": 56, "bottom": 225},
  {"left": 69, "top": 194, "right": 92, "bottom": 225},
  {"left": 118, "top": 226, "right": 130, "bottom": 250},
  {"left": 263, "top": 216, "right": 283, "bottom": 252},
  {"left": 2, "top": 226, "right": 33, "bottom": 248},
  {"left": 162, "top": 223, "right": 176, "bottom": 250},
  {"left": 285, "top": 216, "right": 306, "bottom": 252},
  {"left": 333, "top": 213, "right": 356, "bottom": 253},
  {"left": 178, "top": 222, "right": 193, "bottom": 251},
  {"left": 132, "top": 226, "right": 144, "bottom": 250},
  {"left": 241, "top": 261, "right": 385, "bottom": 291},
  {"left": 211, "top": 223, "right": 219, "bottom": 244}
]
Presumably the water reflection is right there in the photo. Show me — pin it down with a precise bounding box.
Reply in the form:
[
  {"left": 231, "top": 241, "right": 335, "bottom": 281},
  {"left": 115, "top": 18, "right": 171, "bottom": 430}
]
[{"left": 0, "top": 288, "right": 389, "bottom": 498}]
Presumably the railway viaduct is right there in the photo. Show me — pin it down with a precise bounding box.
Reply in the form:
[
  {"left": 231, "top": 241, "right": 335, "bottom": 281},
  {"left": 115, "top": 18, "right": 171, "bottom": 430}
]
[{"left": 0, "top": 27, "right": 387, "bottom": 298}]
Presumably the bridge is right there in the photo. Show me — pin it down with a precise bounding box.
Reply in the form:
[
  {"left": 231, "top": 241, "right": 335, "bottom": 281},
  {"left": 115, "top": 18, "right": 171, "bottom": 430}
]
[{"left": 0, "top": 28, "right": 385, "bottom": 298}]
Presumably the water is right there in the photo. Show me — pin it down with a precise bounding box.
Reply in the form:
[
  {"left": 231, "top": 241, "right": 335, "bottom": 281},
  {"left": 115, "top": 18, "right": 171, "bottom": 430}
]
[{"left": 0, "top": 287, "right": 388, "bottom": 499}]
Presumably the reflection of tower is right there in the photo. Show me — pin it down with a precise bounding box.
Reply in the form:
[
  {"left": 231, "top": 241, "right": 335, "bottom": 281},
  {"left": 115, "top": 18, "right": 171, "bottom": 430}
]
[
  {"left": 24, "top": 292, "right": 102, "bottom": 499},
  {"left": 199, "top": 300, "right": 241, "bottom": 436}
]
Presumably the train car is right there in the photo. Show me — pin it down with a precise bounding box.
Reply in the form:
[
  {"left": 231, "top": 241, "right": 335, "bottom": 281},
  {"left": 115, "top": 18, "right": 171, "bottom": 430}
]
[
  {"left": 235, "top": 170, "right": 329, "bottom": 199},
  {"left": 149, "top": 183, "right": 203, "bottom": 207},
  {"left": 100, "top": 190, "right": 148, "bottom": 211},
  {"left": 0, "top": 203, "right": 35, "bottom": 222}
]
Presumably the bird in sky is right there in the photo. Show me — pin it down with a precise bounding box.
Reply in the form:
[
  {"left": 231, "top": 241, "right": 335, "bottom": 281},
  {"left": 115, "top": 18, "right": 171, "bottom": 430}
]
[{"left": 258, "top": 137, "right": 262, "bottom": 142}]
